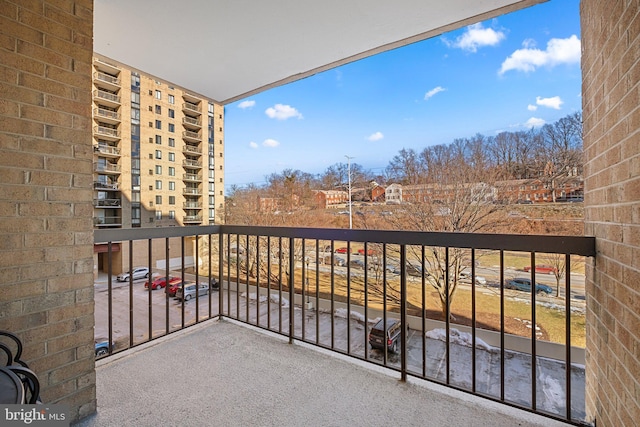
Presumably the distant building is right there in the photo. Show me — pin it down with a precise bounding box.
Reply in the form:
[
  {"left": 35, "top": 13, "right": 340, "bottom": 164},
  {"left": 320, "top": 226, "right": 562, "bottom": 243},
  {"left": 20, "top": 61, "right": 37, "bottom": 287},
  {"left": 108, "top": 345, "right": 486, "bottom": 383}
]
[
  {"left": 496, "top": 177, "right": 584, "bottom": 203},
  {"left": 314, "top": 190, "right": 348, "bottom": 209}
]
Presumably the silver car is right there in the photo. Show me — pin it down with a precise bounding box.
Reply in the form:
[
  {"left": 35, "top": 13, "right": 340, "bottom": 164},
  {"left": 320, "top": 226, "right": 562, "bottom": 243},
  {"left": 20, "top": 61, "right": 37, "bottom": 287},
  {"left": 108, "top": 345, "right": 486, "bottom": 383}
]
[
  {"left": 176, "top": 282, "right": 209, "bottom": 301},
  {"left": 116, "top": 266, "right": 149, "bottom": 282}
]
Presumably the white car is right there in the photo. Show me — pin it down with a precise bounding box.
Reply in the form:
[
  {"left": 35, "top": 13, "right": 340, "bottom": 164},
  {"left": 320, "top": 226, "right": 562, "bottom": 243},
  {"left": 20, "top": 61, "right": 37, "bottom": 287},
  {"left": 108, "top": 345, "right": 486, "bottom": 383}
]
[{"left": 116, "top": 267, "right": 150, "bottom": 282}]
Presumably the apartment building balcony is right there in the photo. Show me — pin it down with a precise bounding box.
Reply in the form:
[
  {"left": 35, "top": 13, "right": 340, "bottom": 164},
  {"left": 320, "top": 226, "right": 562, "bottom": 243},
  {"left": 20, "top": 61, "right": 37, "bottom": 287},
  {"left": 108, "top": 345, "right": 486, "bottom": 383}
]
[
  {"left": 93, "top": 71, "right": 120, "bottom": 91},
  {"left": 92, "top": 215, "right": 121, "bottom": 227},
  {"left": 93, "top": 181, "right": 119, "bottom": 191},
  {"left": 182, "top": 102, "right": 201, "bottom": 115},
  {"left": 182, "top": 116, "right": 201, "bottom": 129},
  {"left": 93, "top": 107, "right": 121, "bottom": 124},
  {"left": 182, "top": 215, "right": 202, "bottom": 223},
  {"left": 93, "top": 57, "right": 121, "bottom": 75},
  {"left": 183, "top": 173, "right": 201, "bottom": 182},
  {"left": 93, "top": 198, "right": 121, "bottom": 208},
  {"left": 182, "top": 159, "right": 202, "bottom": 169},
  {"left": 183, "top": 187, "right": 202, "bottom": 196},
  {"left": 182, "top": 130, "right": 201, "bottom": 143},
  {"left": 94, "top": 162, "right": 121, "bottom": 174},
  {"left": 93, "top": 144, "right": 120, "bottom": 157},
  {"left": 93, "top": 89, "right": 121, "bottom": 107},
  {"left": 183, "top": 201, "right": 203, "bottom": 209},
  {"left": 182, "top": 144, "right": 202, "bottom": 156},
  {"left": 88, "top": 225, "right": 595, "bottom": 426},
  {"left": 94, "top": 125, "right": 120, "bottom": 141}
]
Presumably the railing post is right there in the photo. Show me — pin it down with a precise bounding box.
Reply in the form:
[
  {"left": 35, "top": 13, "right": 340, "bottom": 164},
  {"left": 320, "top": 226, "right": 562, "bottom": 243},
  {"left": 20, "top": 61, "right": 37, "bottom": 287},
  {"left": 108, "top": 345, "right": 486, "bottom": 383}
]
[
  {"left": 400, "top": 244, "right": 407, "bottom": 382},
  {"left": 288, "top": 237, "right": 295, "bottom": 344}
]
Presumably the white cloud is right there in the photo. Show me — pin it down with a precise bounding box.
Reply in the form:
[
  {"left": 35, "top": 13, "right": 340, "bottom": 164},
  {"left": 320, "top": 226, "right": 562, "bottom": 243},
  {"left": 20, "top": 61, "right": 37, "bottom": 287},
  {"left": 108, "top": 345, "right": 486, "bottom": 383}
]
[
  {"left": 528, "top": 104, "right": 538, "bottom": 111},
  {"left": 367, "top": 132, "right": 384, "bottom": 141},
  {"left": 238, "top": 100, "right": 256, "bottom": 109},
  {"left": 424, "top": 86, "right": 446, "bottom": 100},
  {"left": 265, "top": 104, "right": 303, "bottom": 120},
  {"left": 444, "top": 23, "right": 505, "bottom": 52},
  {"left": 499, "top": 35, "right": 581, "bottom": 75},
  {"left": 525, "top": 117, "right": 546, "bottom": 128},
  {"left": 536, "top": 96, "right": 563, "bottom": 110},
  {"left": 249, "top": 141, "right": 258, "bottom": 149},
  {"left": 263, "top": 138, "right": 280, "bottom": 148}
]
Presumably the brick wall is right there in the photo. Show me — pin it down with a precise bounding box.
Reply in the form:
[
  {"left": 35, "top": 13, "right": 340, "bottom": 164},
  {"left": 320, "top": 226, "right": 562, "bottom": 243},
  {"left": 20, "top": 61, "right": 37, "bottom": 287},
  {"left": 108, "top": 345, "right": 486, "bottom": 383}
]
[
  {"left": 582, "top": 0, "right": 640, "bottom": 425},
  {"left": 0, "top": 0, "right": 95, "bottom": 421}
]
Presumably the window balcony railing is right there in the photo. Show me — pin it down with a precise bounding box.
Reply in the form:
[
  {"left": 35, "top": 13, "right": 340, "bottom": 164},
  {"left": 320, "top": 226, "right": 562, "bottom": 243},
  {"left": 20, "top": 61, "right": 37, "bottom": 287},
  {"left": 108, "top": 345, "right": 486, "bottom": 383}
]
[
  {"left": 93, "top": 198, "right": 121, "bottom": 207},
  {"left": 94, "top": 107, "right": 121, "bottom": 122},
  {"left": 182, "top": 102, "right": 201, "bottom": 115},
  {"left": 94, "top": 225, "right": 595, "bottom": 425},
  {"left": 183, "top": 159, "right": 202, "bottom": 168},
  {"left": 182, "top": 145, "right": 201, "bottom": 155},
  {"left": 93, "top": 216, "right": 121, "bottom": 226},
  {"left": 182, "top": 116, "right": 201, "bottom": 127},
  {"left": 94, "top": 162, "right": 121, "bottom": 173},
  {"left": 94, "top": 144, "right": 121, "bottom": 156},
  {"left": 182, "top": 130, "right": 201, "bottom": 142},
  {"left": 183, "top": 201, "right": 203, "bottom": 209},
  {"left": 93, "top": 90, "right": 121, "bottom": 105},
  {"left": 93, "top": 181, "right": 119, "bottom": 191},
  {"left": 183, "top": 173, "right": 201, "bottom": 182},
  {"left": 183, "top": 188, "right": 201, "bottom": 195},
  {"left": 93, "top": 71, "right": 120, "bottom": 87},
  {"left": 183, "top": 215, "right": 203, "bottom": 223},
  {"left": 94, "top": 126, "right": 120, "bottom": 139}
]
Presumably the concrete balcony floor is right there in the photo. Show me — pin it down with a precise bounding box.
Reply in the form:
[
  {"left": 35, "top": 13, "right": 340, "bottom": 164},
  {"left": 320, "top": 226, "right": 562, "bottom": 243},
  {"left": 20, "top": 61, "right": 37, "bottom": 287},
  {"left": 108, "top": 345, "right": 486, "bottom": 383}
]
[{"left": 75, "top": 319, "right": 571, "bottom": 427}]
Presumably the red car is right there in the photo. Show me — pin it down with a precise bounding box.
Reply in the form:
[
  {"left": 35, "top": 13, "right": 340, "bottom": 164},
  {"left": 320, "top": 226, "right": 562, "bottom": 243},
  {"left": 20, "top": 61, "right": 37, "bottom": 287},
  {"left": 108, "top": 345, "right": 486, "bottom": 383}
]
[
  {"left": 335, "top": 247, "right": 348, "bottom": 254},
  {"left": 144, "top": 276, "right": 180, "bottom": 290},
  {"left": 165, "top": 280, "right": 187, "bottom": 297},
  {"left": 357, "top": 248, "right": 376, "bottom": 256},
  {"left": 524, "top": 264, "right": 557, "bottom": 275}
]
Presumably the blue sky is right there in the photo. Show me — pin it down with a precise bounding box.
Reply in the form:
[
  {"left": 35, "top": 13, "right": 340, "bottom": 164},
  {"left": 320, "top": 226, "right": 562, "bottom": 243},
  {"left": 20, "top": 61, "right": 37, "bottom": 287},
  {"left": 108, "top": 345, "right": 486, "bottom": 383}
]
[{"left": 224, "top": 0, "right": 581, "bottom": 189}]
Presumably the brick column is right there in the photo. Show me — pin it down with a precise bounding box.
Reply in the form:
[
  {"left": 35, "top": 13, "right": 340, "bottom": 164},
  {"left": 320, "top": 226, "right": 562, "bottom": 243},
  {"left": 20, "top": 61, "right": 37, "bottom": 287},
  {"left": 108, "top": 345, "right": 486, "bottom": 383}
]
[
  {"left": 0, "top": 0, "right": 95, "bottom": 421},
  {"left": 581, "top": 0, "right": 640, "bottom": 425}
]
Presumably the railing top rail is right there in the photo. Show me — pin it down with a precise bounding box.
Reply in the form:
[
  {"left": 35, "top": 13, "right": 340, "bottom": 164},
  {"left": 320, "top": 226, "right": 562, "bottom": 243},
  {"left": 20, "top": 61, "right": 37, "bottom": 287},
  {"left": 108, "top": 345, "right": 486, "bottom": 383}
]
[{"left": 94, "top": 225, "right": 596, "bottom": 256}]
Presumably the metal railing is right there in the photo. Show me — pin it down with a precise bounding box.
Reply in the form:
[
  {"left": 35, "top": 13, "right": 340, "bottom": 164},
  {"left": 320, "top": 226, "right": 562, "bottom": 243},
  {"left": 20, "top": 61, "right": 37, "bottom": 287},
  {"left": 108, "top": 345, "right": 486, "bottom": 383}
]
[
  {"left": 94, "top": 225, "right": 595, "bottom": 425},
  {"left": 182, "top": 116, "right": 201, "bottom": 127},
  {"left": 182, "top": 102, "right": 200, "bottom": 113},
  {"left": 93, "top": 90, "right": 121, "bottom": 104},
  {"left": 94, "top": 126, "right": 120, "bottom": 138},
  {"left": 94, "top": 107, "right": 121, "bottom": 121}
]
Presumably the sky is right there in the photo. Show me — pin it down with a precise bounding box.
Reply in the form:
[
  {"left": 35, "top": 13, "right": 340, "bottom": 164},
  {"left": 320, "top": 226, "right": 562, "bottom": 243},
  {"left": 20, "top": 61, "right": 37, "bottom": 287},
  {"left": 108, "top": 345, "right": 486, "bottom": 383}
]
[{"left": 223, "top": 0, "right": 582, "bottom": 189}]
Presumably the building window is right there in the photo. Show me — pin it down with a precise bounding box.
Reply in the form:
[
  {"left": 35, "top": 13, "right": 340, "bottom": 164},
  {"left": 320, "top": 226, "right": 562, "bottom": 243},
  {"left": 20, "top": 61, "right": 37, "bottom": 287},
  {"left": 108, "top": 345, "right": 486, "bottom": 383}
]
[
  {"left": 148, "top": 169, "right": 153, "bottom": 175},
  {"left": 168, "top": 94, "right": 174, "bottom": 104},
  {"left": 208, "top": 103, "right": 214, "bottom": 114},
  {"left": 155, "top": 90, "right": 161, "bottom": 100},
  {"left": 155, "top": 150, "right": 162, "bottom": 159},
  {"left": 155, "top": 195, "right": 162, "bottom": 205},
  {"left": 168, "top": 167, "right": 175, "bottom": 176},
  {"left": 155, "top": 120, "right": 161, "bottom": 129},
  {"left": 131, "top": 108, "right": 140, "bottom": 122},
  {"left": 168, "top": 152, "right": 175, "bottom": 162},
  {"left": 155, "top": 135, "right": 161, "bottom": 145},
  {"left": 131, "top": 74, "right": 140, "bottom": 87},
  {"left": 155, "top": 105, "right": 161, "bottom": 114},
  {"left": 155, "top": 165, "right": 162, "bottom": 175},
  {"left": 169, "top": 210, "right": 175, "bottom": 219},
  {"left": 155, "top": 210, "right": 162, "bottom": 220},
  {"left": 169, "top": 181, "right": 175, "bottom": 191},
  {"left": 168, "top": 123, "right": 175, "bottom": 133},
  {"left": 169, "top": 196, "right": 175, "bottom": 205},
  {"left": 168, "top": 138, "right": 175, "bottom": 147},
  {"left": 155, "top": 180, "right": 162, "bottom": 189},
  {"left": 168, "top": 109, "right": 175, "bottom": 118}
]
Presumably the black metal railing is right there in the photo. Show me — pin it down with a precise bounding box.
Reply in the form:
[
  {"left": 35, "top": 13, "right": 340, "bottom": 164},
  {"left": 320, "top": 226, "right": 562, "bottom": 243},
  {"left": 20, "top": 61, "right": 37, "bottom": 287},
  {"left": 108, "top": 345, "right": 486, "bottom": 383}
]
[{"left": 94, "top": 225, "right": 595, "bottom": 425}]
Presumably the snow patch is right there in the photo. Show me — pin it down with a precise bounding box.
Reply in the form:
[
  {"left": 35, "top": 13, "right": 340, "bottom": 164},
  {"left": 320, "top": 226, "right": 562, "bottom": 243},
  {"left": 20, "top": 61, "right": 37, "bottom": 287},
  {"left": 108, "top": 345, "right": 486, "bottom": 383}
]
[
  {"left": 426, "top": 328, "right": 493, "bottom": 351},
  {"left": 333, "top": 308, "right": 373, "bottom": 324},
  {"left": 240, "top": 292, "right": 289, "bottom": 307}
]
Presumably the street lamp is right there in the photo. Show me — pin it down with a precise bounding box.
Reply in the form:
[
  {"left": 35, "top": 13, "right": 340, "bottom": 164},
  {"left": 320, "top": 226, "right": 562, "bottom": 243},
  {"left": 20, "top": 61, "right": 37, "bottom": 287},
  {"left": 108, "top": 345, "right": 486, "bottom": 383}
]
[{"left": 345, "top": 155, "right": 354, "bottom": 229}]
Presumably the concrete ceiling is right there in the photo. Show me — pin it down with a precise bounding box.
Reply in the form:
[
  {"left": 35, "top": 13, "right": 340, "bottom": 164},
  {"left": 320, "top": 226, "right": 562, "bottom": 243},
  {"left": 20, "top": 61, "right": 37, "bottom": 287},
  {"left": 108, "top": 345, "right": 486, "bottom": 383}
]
[{"left": 94, "top": 0, "right": 545, "bottom": 105}]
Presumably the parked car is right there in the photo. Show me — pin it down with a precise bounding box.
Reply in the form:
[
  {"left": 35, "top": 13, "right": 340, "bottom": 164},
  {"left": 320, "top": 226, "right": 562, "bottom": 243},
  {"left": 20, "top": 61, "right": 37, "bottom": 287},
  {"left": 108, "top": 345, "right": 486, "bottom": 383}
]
[
  {"left": 176, "top": 282, "right": 209, "bottom": 301},
  {"left": 334, "top": 247, "right": 349, "bottom": 254},
  {"left": 209, "top": 277, "right": 219, "bottom": 290},
  {"left": 357, "top": 248, "right": 376, "bottom": 256},
  {"left": 144, "top": 275, "right": 179, "bottom": 290},
  {"left": 506, "top": 278, "right": 553, "bottom": 295},
  {"left": 323, "top": 255, "right": 346, "bottom": 267},
  {"left": 94, "top": 340, "right": 113, "bottom": 358},
  {"left": 116, "top": 267, "right": 149, "bottom": 282},
  {"left": 524, "top": 264, "right": 558, "bottom": 275},
  {"left": 165, "top": 279, "right": 184, "bottom": 297},
  {"left": 349, "top": 259, "right": 366, "bottom": 270},
  {"left": 459, "top": 272, "right": 487, "bottom": 286},
  {"left": 368, "top": 318, "right": 402, "bottom": 353}
]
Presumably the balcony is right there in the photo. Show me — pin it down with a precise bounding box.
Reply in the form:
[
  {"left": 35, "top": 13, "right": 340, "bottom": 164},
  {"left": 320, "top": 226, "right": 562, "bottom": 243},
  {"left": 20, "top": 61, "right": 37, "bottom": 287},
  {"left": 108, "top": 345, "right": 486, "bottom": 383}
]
[
  {"left": 182, "top": 173, "right": 201, "bottom": 182},
  {"left": 183, "top": 187, "right": 202, "bottom": 196},
  {"left": 93, "top": 198, "right": 121, "bottom": 208},
  {"left": 182, "top": 215, "right": 202, "bottom": 223},
  {"left": 93, "top": 216, "right": 121, "bottom": 227},
  {"left": 93, "top": 144, "right": 120, "bottom": 157},
  {"left": 93, "top": 107, "right": 121, "bottom": 124},
  {"left": 94, "top": 125, "right": 120, "bottom": 141},
  {"left": 93, "top": 181, "right": 119, "bottom": 191},
  {"left": 94, "top": 162, "right": 121, "bottom": 174},
  {"left": 182, "top": 102, "right": 201, "bottom": 115},
  {"left": 182, "top": 144, "right": 201, "bottom": 156},
  {"left": 92, "top": 225, "right": 595, "bottom": 425},
  {"left": 182, "top": 116, "right": 201, "bottom": 129},
  {"left": 183, "top": 201, "right": 202, "bottom": 209},
  {"left": 182, "top": 130, "right": 201, "bottom": 143},
  {"left": 182, "top": 159, "right": 202, "bottom": 169},
  {"left": 93, "top": 89, "right": 121, "bottom": 107},
  {"left": 93, "top": 57, "right": 120, "bottom": 75},
  {"left": 93, "top": 71, "right": 120, "bottom": 91}
]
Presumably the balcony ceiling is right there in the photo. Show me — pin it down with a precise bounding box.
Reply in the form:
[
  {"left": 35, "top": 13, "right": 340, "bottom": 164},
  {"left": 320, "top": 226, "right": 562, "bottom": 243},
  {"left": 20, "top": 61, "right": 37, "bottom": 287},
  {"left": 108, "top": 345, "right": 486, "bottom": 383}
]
[{"left": 94, "top": 0, "right": 544, "bottom": 105}]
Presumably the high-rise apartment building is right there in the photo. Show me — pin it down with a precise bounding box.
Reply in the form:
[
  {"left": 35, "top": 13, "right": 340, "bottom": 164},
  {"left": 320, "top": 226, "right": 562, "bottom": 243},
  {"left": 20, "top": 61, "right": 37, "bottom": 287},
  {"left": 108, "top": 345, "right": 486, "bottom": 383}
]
[
  {"left": 92, "top": 54, "right": 224, "bottom": 275},
  {"left": 92, "top": 53, "right": 224, "bottom": 230}
]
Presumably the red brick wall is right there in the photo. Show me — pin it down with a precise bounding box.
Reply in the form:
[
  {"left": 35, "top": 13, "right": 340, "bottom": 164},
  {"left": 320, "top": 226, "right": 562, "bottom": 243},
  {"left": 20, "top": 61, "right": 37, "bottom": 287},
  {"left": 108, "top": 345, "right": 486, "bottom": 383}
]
[
  {"left": 582, "top": 0, "right": 640, "bottom": 425},
  {"left": 0, "top": 0, "right": 95, "bottom": 421}
]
